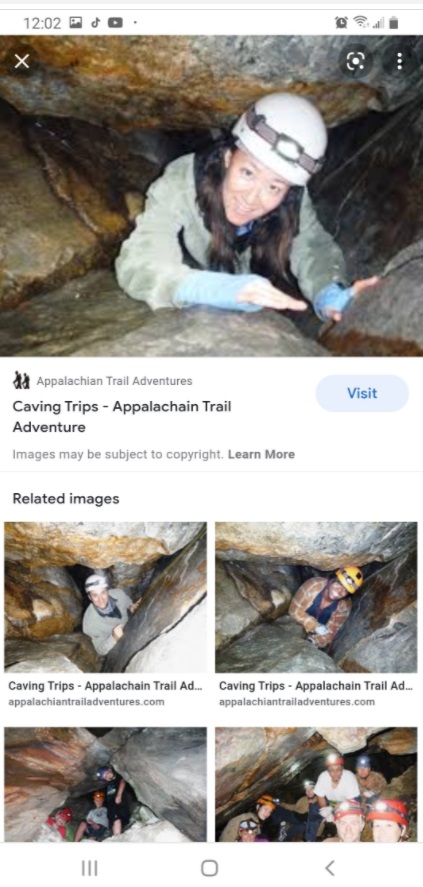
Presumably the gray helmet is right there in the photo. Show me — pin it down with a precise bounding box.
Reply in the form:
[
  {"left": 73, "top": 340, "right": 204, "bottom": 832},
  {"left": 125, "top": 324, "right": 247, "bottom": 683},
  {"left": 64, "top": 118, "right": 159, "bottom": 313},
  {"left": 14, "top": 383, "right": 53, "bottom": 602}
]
[{"left": 85, "top": 574, "right": 108, "bottom": 594}]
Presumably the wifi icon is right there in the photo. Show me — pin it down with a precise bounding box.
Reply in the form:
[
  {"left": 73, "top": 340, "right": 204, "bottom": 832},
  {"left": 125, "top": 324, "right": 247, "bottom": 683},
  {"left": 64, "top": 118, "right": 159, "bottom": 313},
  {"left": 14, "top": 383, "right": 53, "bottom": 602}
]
[{"left": 354, "top": 15, "right": 369, "bottom": 27}]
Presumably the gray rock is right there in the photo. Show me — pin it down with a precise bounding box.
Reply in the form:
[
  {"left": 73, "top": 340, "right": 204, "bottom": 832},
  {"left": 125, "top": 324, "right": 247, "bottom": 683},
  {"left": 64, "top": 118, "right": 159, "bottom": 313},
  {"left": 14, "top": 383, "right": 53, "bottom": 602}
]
[
  {"left": 125, "top": 597, "right": 207, "bottom": 673},
  {"left": 104, "top": 529, "right": 206, "bottom": 673},
  {"left": 103, "top": 820, "right": 191, "bottom": 843},
  {"left": 322, "top": 239, "right": 423, "bottom": 356},
  {"left": 215, "top": 561, "right": 260, "bottom": 650},
  {"left": 215, "top": 618, "right": 340, "bottom": 673},
  {"left": 5, "top": 634, "right": 100, "bottom": 673},
  {"left": 0, "top": 269, "right": 327, "bottom": 357},
  {"left": 332, "top": 550, "right": 417, "bottom": 672},
  {"left": 112, "top": 728, "right": 207, "bottom": 842},
  {"left": 215, "top": 521, "right": 417, "bottom": 568}
]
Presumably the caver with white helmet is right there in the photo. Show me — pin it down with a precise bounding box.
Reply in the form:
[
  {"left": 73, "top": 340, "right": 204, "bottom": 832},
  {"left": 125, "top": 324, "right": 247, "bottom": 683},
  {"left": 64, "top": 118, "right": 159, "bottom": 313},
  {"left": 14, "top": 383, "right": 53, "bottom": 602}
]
[
  {"left": 116, "top": 91, "right": 379, "bottom": 323},
  {"left": 232, "top": 93, "right": 327, "bottom": 187},
  {"left": 82, "top": 576, "right": 134, "bottom": 656}
]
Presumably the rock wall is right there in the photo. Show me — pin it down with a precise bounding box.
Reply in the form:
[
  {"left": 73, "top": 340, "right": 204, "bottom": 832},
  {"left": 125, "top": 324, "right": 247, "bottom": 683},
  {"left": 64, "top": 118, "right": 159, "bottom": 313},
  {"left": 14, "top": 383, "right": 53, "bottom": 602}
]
[
  {"left": 5, "top": 564, "right": 82, "bottom": 639},
  {"left": 104, "top": 528, "right": 207, "bottom": 672},
  {"left": 215, "top": 521, "right": 416, "bottom": 567}
]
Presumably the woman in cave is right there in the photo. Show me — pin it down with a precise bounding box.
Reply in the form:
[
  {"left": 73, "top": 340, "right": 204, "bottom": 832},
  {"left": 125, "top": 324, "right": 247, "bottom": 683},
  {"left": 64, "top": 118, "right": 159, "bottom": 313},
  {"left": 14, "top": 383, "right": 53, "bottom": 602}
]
[{"left": 116, "top": 93, "right": 378, "bottom": 322}]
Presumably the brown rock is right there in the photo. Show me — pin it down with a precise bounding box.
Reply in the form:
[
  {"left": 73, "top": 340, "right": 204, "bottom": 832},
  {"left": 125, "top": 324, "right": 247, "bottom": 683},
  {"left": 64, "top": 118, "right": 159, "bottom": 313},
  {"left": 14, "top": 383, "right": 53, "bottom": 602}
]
[
  {"left": 5, "top": 564, "right": 82, "bottom": 640},
  {"left": 318, "top": 727, "right": 386, "bottom": 754},
  {"left": 5, "top": 634, "right": 100, "bottom": 673},
  {"left": 0, "top": 36, "right": 422, "bottom": 131},
  {"left": 5, "top": 521, "right": 203, "bottom": 567},
  {"left": 372, "top": 728, "right": 417, "bottom": 756},
  {"left": 5, "top": 727, "right": 94, "bottom": 841}
]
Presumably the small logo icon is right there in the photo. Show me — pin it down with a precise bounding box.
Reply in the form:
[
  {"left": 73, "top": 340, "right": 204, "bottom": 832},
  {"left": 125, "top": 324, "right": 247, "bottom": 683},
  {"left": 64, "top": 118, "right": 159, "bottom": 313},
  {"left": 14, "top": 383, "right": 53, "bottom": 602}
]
[
  {"left": 91, "top": 18, "right": 100, "bottom": 28},
  {"left": 339, "top": 44, "right": 374, "bottom": 79},
  {"left": 14, "top": 53, "right": 30, "bottom": 70},
  {"left": 107, "top": 17, "right": 123, "bottom": 28},
  {"left": 69, "top": 16, "right": 83, "bottom": 28},
  {"left": 373, "top": 17, "right": 385, "bottom": 29},
  {"left": 13, "top": 371, "right": 30, "bottom": 390},
  {"left": 354, "top": 16, "right": 369, "bottom": 28},
  {"left": 335, "top": 17, "right": 348, "bottom": 29}
]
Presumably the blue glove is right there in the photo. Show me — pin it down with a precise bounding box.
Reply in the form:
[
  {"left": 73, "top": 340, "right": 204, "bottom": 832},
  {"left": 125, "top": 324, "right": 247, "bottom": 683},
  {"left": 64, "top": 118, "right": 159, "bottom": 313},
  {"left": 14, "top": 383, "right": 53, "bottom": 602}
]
[
  {"left": 174, "top": 271, "right": 265, "bottom": 312},
  {"left": 314, "top": 282, "right": 354, "bottom": 321}
]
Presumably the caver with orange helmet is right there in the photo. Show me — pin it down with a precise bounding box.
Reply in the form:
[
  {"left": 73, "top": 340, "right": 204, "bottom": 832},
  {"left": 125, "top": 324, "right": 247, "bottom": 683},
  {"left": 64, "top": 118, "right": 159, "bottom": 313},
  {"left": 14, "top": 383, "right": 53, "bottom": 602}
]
[
  {"left": 289, "top": 568, "right": 363, "bottom": 650},
  {"left": 367, "top": 799, "right": 409, "bottom": 842},
  {"left": 256, "top": 794, "right": 278, "bottom": 820},
  {"left": 116, "top": 92, "right": 379, "bottom": 323}
]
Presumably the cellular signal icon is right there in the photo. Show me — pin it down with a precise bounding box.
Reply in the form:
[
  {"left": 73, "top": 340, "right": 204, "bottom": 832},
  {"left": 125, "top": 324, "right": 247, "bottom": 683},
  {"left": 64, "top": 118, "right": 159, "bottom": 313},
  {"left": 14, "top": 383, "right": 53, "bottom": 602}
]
[
  {"left": 354, "top": 16, "right": 369, "bottom": 27},
  {"left": 373, "top": 17, "right": 385, "bottom": 29}
]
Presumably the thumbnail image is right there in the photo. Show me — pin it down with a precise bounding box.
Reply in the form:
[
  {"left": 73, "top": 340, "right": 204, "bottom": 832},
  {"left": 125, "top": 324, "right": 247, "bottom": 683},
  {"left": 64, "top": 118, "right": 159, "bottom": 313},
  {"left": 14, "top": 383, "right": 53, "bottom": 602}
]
[
  {"left": 5, "top": 522, "right": 206, "bottom": 673},
  {"left": 5, "top": 727, "right": 206, "bottom": 842},
  {"left": 215, "top": 522, "right": 417, "bottom": 673},
  {"left": 0, "top": 35, "right": 422, "bottom": 358},
  {"left": 216, "top": 727, "right": 417, "bottom": 843}
]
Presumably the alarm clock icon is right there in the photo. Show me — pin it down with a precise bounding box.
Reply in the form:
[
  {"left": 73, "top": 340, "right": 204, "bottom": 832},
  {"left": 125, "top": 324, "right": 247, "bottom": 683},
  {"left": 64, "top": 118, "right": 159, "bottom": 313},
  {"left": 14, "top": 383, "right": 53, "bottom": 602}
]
[{"left": 335, "top": 17, "right": 348, "bottom": 29}]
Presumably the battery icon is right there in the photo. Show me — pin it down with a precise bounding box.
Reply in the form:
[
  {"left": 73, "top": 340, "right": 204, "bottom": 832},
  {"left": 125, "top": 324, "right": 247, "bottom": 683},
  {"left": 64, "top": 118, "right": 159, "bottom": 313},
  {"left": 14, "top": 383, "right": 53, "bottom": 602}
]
[{"left": 389, "top": 17, "right": 399, "bottom": 29}]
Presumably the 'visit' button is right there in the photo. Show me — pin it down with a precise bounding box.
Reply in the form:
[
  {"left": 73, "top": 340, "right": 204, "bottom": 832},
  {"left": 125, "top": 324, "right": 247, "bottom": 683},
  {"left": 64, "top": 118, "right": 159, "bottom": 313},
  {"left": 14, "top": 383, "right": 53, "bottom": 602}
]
[{"left": 316, "top": 375, "right": 409, "bottom": 411}]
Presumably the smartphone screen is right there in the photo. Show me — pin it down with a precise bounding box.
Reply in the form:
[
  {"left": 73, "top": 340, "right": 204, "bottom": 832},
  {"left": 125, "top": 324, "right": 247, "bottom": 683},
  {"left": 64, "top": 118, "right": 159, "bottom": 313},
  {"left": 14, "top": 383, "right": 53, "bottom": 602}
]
[{"left": 0, "top": 4, "right": 421, "bottom": 883}]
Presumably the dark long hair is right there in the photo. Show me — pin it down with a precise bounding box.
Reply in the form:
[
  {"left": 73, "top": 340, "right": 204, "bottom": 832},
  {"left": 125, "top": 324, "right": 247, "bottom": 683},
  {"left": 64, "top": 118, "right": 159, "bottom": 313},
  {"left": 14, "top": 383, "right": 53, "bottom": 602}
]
[{"left": 195, "top": 138, "right": 303, "bottom": 292}]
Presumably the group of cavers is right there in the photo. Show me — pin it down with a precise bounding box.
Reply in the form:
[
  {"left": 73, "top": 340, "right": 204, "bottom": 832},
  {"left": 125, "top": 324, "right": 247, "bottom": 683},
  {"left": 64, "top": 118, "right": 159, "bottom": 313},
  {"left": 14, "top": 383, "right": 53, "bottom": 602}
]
[
  {"left": 45, "top": 765, "right": 130, "bottom": 842},
  {"left": 219, "top": 753, "right": 409, "bottom": 844}
]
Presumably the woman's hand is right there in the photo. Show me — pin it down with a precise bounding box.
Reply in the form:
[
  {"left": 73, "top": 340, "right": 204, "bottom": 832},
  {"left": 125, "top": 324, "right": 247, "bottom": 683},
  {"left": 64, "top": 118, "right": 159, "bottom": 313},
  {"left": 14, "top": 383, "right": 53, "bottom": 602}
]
[
  {"left": 323, "top": 276, "right": 380, "bottom": 322},
  {"left": 238, "top": 279, "right": 308, "bottom": 312}
]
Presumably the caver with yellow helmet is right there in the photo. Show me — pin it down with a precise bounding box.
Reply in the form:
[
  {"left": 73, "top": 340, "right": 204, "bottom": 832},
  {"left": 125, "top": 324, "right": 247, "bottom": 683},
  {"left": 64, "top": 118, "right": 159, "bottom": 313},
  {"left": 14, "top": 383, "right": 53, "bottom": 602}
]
[
  {"left": 288, "top": 566, "right": 364, "bottom": 649},
  {"left": 367, "top": 799, "right": 409, "bottom": 842},
  {"left": 116, "top": 93, "right": 379, "bottom": 321}
]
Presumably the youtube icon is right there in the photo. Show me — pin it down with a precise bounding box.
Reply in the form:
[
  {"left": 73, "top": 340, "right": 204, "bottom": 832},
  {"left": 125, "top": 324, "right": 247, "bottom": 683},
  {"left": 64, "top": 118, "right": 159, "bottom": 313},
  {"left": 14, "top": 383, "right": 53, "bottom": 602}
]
[{"left": 107, "top": 17, "right": 123, "bottom": 28}]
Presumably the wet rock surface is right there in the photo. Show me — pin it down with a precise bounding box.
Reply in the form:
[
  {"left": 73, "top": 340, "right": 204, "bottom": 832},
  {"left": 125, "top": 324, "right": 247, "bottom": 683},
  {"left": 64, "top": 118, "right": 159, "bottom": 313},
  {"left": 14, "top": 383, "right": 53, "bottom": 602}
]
[
  {"left": 332, "top": 550, "right": 417, "bottom": 672},
  {"left": 112, "top": 728, "right": 207, "bottom": 842},
  {"left": 216, "top": 727, "right": 417, "bottom": 835},
  {"left": 216, "top": 618, "right": 340, "bottom": 673},
  {"left": 104, "top": 529, "right": 206, "bottom": 672}
]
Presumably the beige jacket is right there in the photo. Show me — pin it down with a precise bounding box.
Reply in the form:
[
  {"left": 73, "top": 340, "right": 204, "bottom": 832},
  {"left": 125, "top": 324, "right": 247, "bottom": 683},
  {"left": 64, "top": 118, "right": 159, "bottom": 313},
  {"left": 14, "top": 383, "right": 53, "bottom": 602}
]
[{"left": 116, "top": 153, "right": 346, "bottom": 310}]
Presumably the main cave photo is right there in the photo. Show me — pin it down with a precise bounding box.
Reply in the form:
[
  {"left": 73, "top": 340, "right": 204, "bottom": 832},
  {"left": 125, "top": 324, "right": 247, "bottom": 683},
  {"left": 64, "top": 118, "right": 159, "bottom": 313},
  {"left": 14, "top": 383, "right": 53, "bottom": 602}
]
[
  {"left": 5, "top": 727, "right": 207, "bottom": 843},
  {"left": 216, "top": 727, "right": 417, "bottom": 843},
  {"left": 5, "top": 522, "right": 206, "bottom": 673},
  {"left": 215, "top": 522, "right": 417, "bottom": 673},
  {"left": 1, "top": 35, "right": 423, "bottom": 357}
]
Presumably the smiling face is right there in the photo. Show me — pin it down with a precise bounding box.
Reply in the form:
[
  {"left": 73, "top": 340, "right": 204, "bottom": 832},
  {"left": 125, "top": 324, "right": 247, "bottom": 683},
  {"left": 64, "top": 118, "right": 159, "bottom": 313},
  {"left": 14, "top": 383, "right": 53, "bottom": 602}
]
[
  {"left": 372, "top": 820, "right": 405, "bottom": 843},
  {"left": 222, "top": 148, "right": 290, "bottom": 226},
  {"left": 327, "top": 580, "right": 348, "bottom": 602},
  {"left": 336, "top": 814, "right": 364, "bottom": 843},
  {"left": 88, "top": 586, "right": 109, "bottom": 610},
  {"left": 357, "top": 766, "right": 371, "bottom": 780},
  {"left": 55, "top": 813, "right": 68, "bottom": 827}
]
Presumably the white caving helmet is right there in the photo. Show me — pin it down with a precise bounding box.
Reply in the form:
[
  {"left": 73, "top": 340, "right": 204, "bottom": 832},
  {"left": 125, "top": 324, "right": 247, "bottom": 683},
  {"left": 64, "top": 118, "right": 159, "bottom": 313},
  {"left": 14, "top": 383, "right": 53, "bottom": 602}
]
[{"left": 232, "top": 93, "right": 327, "bottom": 186}]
